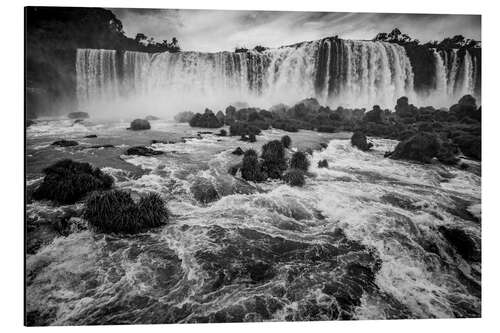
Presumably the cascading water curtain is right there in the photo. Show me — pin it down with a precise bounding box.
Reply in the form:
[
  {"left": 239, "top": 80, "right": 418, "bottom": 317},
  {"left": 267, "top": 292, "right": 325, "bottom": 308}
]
[{"left": 75, "top": 41, "right": 480, "bottom": 112}]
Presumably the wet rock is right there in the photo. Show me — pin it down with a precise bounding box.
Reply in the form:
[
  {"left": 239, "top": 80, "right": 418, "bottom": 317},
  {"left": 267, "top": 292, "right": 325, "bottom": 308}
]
[
  {"left": 318, "top": 159, "right": 329, "bottom": 168},
  {"left": 89, "top": 144, "right": 115, "bottom": 149},
  {"left": 389, "top": 132, "right": 458, "bottom": 164},
  {"left": 84, "top": 134, "right": 97, "bottom": 138},
  {"left": 439, "top": 226, "right": 480, "bottom": 261},
  {"left": 51, "top": 139, "right": 78, "bottom": 147},
  {"left": 128, "top": 119, "right": 151, "bottom": 130},
  {"left": 174, "top": 111, "right": 195, "bottom": 123},
  {"left": 351, "top": 131, "right": 373, "bottom": 151},
  {"left": 67, "top": 111, "right": 89, "bottom": 119},
  {"left": 32, "top": 159, "right": 113, "bottom": 204},
  {"left": 125, "top": 146, "right": 164, "bottom": 156},
  {"left": 231, "top": 147, "right": 244, "bottom": 155},
  {"left": 190, "top": 177, "right": 220, "bottom": 204}
]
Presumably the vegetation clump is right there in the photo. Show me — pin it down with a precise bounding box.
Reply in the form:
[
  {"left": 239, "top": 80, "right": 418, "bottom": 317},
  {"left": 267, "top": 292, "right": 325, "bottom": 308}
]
[
  {"left": 84, "top": 190, "right": 168, "bottom": 234},
  {"left": 290, "top": 151, "right": 310, "bottom": 172},
  {"left": 388, "top": 132, "right": 458, "bottom": 164},
  {"left": 261, "top": 140, "right": 287, "bottom": 179},
  {"left": 189, "top": 109, "right": 223, "bottom": 128},
  {"left": 33, "top": 159, "right": 114, "bottom": 204},
  {"left": 229, "top": 122, "right": 261, "bottom": 136},
  {"left": 241, "top": 149, "right": 266, "bottom": 182},
  {"left": 282, "top": 169, "right": 306, "bottom": 187},
  {"left": 351, "top": 131, "right": 373, "bottom": 151},
  {"left": 128, "top": 119, "right": 151, "bottom": 130},
  {"left": 174, "top": 111, "right": 195, "bottom": 123},
  {"left": 281, "top": 135, "right": 291, "bottom": 148}
]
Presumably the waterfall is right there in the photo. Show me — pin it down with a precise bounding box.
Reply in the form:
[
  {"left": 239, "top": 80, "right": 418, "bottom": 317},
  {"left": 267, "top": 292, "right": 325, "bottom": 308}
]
[
  {"left": 75, "top": 39, "right": 480, "bottom": 115},
  {"left": 76, "top": 49, "right": 119, "bottom": 108}
]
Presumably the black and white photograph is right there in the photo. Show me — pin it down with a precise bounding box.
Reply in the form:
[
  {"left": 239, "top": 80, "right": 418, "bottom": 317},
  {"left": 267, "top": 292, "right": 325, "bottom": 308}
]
[{"left": 23, "top": 3, "right": 483, "bottom": 327}]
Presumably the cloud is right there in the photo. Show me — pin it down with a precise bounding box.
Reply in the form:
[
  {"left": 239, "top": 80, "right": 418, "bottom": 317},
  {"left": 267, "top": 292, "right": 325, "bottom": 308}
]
[{"left": 109, "top": 8, "right": 481, "bottom": 52}]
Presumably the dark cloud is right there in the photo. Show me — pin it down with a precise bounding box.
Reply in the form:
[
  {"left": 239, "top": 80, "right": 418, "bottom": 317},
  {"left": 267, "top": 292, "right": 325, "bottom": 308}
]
[{"left": 109, "top": 8, "right": 481, "bottom": 52}]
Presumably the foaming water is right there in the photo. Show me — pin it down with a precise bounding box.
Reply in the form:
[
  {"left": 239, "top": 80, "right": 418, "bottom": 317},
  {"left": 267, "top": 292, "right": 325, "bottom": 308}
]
[{"left": 26, "top": 121, "right": 481, "bottom": 324}]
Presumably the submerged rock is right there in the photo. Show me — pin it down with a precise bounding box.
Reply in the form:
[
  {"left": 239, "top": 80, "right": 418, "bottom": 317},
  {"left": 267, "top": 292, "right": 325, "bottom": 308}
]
[
  {"left": 51, "top": 139, "right": 78, "bottom": 147},
  {"left": 32, "top": 159, "right": 113, "bottom": 204},
  {"left": 439, "top": 226, "right": 480, "bottom": 261},
  {"left": 231, "top": 147, "right": 244, "bottom": 155},
  {"left": 318, "top": 159, "right": 329, "bottom": 168},
  {"left": 190, "top": 177, "right": 220, "bottom": 204},
  {"left": 389, "top": 132, "right": 458, "bottom": 164},
  {"left": 351, "top": 131, "right": 373, "bottom": 151},
  {"left": 128, "top": 119, "right": 151, "bottom": 130},
  {"left": 67, "top": 111, "right": 89, "bottom": 119},
  {"left": 84, "top": 134, "right": 97, "bottom": 138},
  {"left": 125, "top": 146, "right": 164, "bottom": 156}
]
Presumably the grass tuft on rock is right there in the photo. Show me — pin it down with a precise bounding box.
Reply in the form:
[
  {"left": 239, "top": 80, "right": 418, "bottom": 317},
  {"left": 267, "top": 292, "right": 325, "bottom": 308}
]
[
  {"left": 261, "top": 140, "right": 287, "bottom": 179},
  {"left": 84, "top": 190, "right": 168, "bottom": 234},
  {"left": 290, "top": 151, "right": 310, "bottom": 172},
  {"left": 283, "top": 169, "right": 306, "bottom": 187},
  {"left": 32, "top": 159, "right": 114, "bottom": 204}
]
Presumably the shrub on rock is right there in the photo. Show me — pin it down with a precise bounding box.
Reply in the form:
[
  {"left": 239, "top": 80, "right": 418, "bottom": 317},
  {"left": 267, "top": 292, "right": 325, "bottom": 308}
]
[
  {"left": 290, "top": 151, "right": 310, "bottom": 172},
  {"left": 241, "top": 149, "right": 266, "bottom": 182},
  {"left": 126, "top": 146, "right": 164, "bottom": 156},
  {"left": 190, "top": 177, "right": 220, "bottom": 204},
  {"left": 281, "top": 135, "right": 291, "bottom": 148},
  {"left": 128, "top": 119, "right": 151, "bottom": 130},
  {"left": 351, "top": 131, "right": 373, "bottom": 151},
  {"left": 84, "top": 190, "right": 168, "bottom": 234},
  {"left": 229, "top": 122, "right": 261, "bottom": 136},
  {"left": 318, "top": 159, "right": 329, "bottom": 168},
  {"left": 52, "top": 139, "right": 79, "bottom": 147},
  {"left": 174, "top": 111, "right": 195, "bottom": 123},
  {"left": 68, "top": 111, "right": 89, "bottom": 119},
  {"left": 453, "top": 134, "right": 481, "bottom": 160},
  {"left": 261, "top": 140, "right": 287, "bottom": 179},
  {"left": 363, "top": 105, "right": 386, "bottom": 123},
  {"left": 217, "top": 129, "right": 227, "bottom": 137},
  {"left": 283, "top": 169, "right": 305, "bottom": 187},
  {"left": 216, "top": 111, "right": 225, "bottom": 124},
  {"left": 33, "top": 159, "right": 114, "bottom": 204},
  {"left": 389, "top": 132, "right": 458, "bottom": 164},
  {"left": 189, "top": 109, "right": 223, "bottom": 128}
]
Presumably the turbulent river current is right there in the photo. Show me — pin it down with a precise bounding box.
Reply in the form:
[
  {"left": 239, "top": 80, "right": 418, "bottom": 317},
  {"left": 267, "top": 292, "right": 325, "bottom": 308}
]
[{"left": 25, "top": 119, "right": 481, "bottom": 325}]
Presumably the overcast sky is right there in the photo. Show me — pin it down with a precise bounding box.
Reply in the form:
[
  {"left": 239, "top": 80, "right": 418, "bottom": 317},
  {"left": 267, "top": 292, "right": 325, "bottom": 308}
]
[{"left": 110, "top": 8, "right": 481, "bottom": 52}]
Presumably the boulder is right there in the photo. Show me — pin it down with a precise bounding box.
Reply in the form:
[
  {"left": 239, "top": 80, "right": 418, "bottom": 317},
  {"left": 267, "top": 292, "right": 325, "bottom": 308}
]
[
  {"left": 318, "top": 159, "right": 329, "bottom": 168},
  {"left": 128, "top": 119, "right": 151, "bottom": 130},
  {"left": 51, "top": 139, "right": 78, "bottom": 147},
  {"left": 389, "top": 132, "right": 458, "bottom": 164},
  {"left": 231, "top": 147, "right": 245, "bottom": 155},
  {"left": 351, "top": 131, "right": 373, "bottom": 151},
  {"left": 67, "top": 111, "right": 89, "bottom": 119},
  {"left": 125, "top": 146, "right": 164, "bottom": 156}
]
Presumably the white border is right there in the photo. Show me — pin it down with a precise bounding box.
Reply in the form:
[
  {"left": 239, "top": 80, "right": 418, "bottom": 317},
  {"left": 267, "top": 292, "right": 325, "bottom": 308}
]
[{"left": 1, "top": 0, "right": 499, "bottom": 332}]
